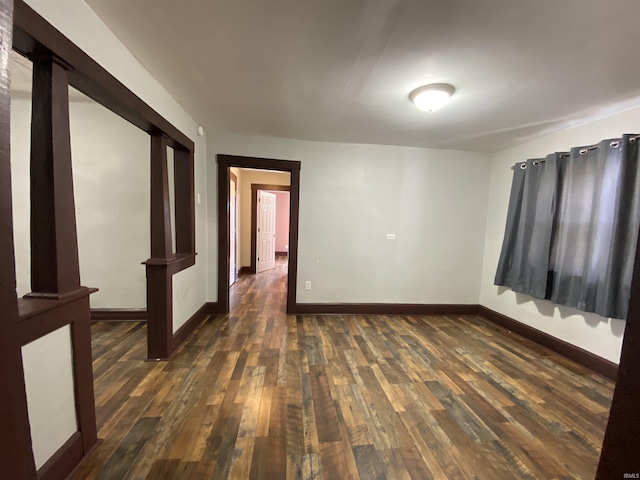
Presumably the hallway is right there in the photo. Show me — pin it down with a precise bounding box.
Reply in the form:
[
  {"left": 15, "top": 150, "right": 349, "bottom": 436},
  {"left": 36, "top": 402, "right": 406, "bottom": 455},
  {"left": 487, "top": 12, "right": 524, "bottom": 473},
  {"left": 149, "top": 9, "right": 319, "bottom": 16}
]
[{"left": 77, "top": 258, "right": 613, "bottom": 479}]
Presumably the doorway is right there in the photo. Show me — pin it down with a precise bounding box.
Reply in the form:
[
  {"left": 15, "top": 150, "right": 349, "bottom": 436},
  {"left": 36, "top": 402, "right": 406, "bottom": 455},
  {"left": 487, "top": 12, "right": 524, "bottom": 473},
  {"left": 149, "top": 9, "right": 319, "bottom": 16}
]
[
  {"left": 217, "top": 155, "right": 301, "bottom": 314},
  {"left": 229, "top": 171, "right": 238, "bottom": 286},
  {"left": 251, "top": 184, "right": 291, "bottom": 274}
]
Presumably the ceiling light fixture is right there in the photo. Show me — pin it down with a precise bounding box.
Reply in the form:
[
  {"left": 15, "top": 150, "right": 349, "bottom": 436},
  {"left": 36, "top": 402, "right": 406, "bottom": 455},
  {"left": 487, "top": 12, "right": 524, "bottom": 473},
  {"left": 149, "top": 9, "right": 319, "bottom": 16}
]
[{"left": 409, "top": 83, "right": 455, "bottom": 112}]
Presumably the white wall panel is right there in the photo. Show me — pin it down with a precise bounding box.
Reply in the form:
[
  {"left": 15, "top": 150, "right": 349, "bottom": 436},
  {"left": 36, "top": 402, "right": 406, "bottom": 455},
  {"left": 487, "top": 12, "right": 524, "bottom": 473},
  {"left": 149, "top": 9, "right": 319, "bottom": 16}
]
[{"left": 22, "top": 326, "right": 78, "bottom": 470}]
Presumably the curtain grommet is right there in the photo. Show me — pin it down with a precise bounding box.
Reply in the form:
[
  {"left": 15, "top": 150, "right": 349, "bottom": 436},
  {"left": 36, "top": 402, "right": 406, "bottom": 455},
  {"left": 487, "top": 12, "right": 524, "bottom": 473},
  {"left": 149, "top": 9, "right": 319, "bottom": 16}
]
[{"left": 520, "top": 163, "right": 527, "bottom": 169}]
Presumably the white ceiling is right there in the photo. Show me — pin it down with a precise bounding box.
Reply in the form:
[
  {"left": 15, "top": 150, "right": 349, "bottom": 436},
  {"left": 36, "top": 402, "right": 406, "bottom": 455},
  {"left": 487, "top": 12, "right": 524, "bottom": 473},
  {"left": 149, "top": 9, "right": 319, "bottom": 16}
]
[{"left": 85, "top": 0, "right": 640, "bottom": 152}]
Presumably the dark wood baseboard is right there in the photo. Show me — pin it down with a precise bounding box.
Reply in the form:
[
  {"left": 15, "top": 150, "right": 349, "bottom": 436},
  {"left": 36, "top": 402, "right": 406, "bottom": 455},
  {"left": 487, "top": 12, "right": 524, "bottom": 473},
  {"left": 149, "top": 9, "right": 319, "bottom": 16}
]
[
  {"left": 37, "top": 431, "right": 83, "bottom": 480},
  {"left": 275, "top": 251, "right": 288, "bottom": 258},
  {"left": 170, "top": 302, "right": 219, "bottom": 354},
  {"left": 90, "top": 308, "right": 146, "bottom": 322},
  {"left": 294, "top": 302, "right": 617, "bottom": 381},
  {"left": 238, "top": 266, "right": 252, "bottom": 276},
  {"left": 477, "top": 305, "right": 618, "bottom": 381},
  {"left": 294, "top": 303, "right": 479, "bottom": 316}
]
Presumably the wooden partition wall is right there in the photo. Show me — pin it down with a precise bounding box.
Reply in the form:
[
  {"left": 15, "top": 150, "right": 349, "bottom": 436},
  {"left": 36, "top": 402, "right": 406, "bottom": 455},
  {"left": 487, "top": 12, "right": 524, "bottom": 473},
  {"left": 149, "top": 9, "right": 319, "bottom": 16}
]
[
  {"left": 0, "top": 2, "right": 37, "bottom": 477},
  {"left": 144, "top": 134, "right": 196, "bottom": 359},
  {"left": 0, "top": 2, "right": 198, "bottom": 478},
  {"left": 10, "top": 1, "right": 197, "bottom": 360}
]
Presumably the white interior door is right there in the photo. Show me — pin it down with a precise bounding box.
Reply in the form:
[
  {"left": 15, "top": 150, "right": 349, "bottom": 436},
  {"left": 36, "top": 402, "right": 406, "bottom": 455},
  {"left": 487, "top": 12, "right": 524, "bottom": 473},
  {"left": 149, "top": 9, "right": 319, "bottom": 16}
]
[
  {"left": 229, "top": 177, "right": 237, "bottom": 286},
  {"left": 257, "top": 190, "right": 276, "bottom": 273}
]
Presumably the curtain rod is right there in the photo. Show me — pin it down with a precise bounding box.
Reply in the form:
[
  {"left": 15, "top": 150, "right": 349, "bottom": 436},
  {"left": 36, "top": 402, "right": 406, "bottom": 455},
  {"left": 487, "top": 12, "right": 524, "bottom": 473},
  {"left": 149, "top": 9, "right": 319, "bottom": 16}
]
[
  {"left": 510, "top": 134, "right": 640, "bottom": 170},
  {"left": 510, "top": 154, "right": 566, "bottom": 170}
]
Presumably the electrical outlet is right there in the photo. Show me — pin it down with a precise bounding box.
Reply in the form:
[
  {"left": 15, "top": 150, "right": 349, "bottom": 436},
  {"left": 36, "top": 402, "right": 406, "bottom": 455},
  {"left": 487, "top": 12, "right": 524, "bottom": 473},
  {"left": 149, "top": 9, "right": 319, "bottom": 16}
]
[
  {"left": 305, "top": 281, "right": 312, "bottom": 291},
  {"left": 387, "top": 233, "right": 396, "bottom": 240}
]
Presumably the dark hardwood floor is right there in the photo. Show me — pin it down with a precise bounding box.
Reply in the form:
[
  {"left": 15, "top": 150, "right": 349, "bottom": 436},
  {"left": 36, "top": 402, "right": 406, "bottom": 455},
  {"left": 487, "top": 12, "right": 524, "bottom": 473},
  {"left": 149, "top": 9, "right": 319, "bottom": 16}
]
[{"left": 74, "top": 259, "right": 614, "bottom": 479}]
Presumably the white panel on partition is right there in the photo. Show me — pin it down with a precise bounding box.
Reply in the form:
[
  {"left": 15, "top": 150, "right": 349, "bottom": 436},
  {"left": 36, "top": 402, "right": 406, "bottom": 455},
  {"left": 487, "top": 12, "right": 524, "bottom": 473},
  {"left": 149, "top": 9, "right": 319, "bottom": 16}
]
[{"left": 22, "top": 326, "right": 78, "bottom": 470}]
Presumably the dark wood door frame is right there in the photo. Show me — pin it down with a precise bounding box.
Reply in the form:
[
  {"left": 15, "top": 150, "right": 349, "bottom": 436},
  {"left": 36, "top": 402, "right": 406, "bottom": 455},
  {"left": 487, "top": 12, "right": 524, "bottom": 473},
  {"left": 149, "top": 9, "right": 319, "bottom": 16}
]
[
  {"left": 229, "top": 171, "right": 238, "bottom": 285},
  {"left": 250, "top": 184, "right": 290, "bottom": 274},
  {"left": 217, "top": 155, "right": 300, "bottom": 314}
]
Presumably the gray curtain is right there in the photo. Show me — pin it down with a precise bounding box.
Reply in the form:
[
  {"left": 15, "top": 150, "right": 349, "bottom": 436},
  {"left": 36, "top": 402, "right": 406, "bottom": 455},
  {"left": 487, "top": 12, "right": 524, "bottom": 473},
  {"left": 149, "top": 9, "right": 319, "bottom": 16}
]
[
  {"left": 494, "top": 153, "right": 562, "bottom": 299},
  {"left": 495, "top": 134, "right": 640, "bottom": 320}
]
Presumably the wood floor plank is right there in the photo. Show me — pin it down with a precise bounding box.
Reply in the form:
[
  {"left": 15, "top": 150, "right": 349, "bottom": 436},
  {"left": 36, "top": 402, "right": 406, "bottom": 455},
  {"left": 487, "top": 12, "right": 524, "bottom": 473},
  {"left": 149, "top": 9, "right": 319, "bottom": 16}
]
[
  {"left": 319, "top": 440, "right": 360, "bottom": 480},
  {"left": 96, "top": 416, "right": 160, "bottom": 480},
  {"left": 76, "top": 259, "right": 614, "bottom": 479},
  {"left": 309, "top": 365, "right": 342, "bottom": 444},
  {"left": 228, "top": 436, "right": 255, "bottom": 480}
]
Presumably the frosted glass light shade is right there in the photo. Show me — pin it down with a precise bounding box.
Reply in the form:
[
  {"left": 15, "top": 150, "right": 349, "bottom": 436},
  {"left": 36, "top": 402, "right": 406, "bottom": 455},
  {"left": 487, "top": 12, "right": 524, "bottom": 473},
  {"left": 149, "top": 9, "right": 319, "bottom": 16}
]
[{"left": 410, "top": 84, "right": 455, "bottom": 112}]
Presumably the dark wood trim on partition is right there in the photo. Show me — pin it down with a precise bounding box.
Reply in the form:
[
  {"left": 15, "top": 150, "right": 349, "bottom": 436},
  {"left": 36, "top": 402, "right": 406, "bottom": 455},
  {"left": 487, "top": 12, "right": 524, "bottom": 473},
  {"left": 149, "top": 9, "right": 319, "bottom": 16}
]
[
  {"left": 12, "top": 1, "right": 193, "bottom": 151},
  {"left": 171, "top": 302, "right": 219, "bottom": 353},
  {"left": 144, "top": 253, "right": 196, "bottom": 271},
  {"left": 8, "top": 3, "right": 198, "bottom": 478},
  {"left": 16, "top": 293, "right": 98, "bottom": 462},
  {"left": 174, "top": 148, "right": 195, "bottom": 255},
  {"left": 70, "top": 297, "right": 98, "bottom": 454},
  {"left": 145, "top": 266, "right": 172, "bottom": 360},
  {"left": 37, "top": 432, "right": 82, "bottom": 480},
  {"left": 17, "top": 288, "right": 95, "bottom": 345},
  {"left": 597, "top": 224, "right": 640, "bottom": 476},
  {"left": 477, "top": 306, "right": 618, "bottom": 381},
  {"left": 250, "top": 184, "right": 290, "bottom": 274},
  {"left": 0, "top": 0, "right": 38, "bottom": 477},
  {"left": 15, "top": 0, "right": 199, "bottom": 363},
  {"left": 28, "top": 53, "right": 81, "bottom": 297},
  {"left": 229, "top": 171, "right": 238, "bottom": 285},
  {"left": 295, "top": 303, "right": 479, "bottom": 316},
  {"left": 12, "top": 20, "right": 99, "bottom": 479},
  {"left": 150, "top": 134, "right": 173, "bottom": 259},
  {"left": 217, "top": 155, "right": 301, "bottom": 314},
  {"left": 144, "top": 132, "right": 197, "bottom": 359},
  {"left": 145, "top": 133, "right": 172, "bottom": 359},
  {"left": 90, "top": 308, "right": 147, "bottom": 322},
  {"left": 144, "top": 260, "right": 197, "bottom": 358}
]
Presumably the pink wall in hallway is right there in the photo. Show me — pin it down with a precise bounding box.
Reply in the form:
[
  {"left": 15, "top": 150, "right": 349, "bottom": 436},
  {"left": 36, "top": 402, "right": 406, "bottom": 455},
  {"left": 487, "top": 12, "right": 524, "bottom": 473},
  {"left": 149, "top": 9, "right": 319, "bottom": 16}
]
[{"left": 274, "top": 191, "right": 290, "bottom": 252}]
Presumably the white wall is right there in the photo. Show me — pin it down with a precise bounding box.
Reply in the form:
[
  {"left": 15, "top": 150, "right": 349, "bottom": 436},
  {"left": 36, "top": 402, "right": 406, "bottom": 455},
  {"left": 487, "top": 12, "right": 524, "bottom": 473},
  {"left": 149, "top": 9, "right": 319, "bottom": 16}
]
[
  {"left": 22, "top": 326, "right": 77, "bottom": 470},
  {"left": 274, "top": 191, "right": 290, "bottom": 253},
  {"left": 172, "top": 128, "right": 208, "bottom": 332},
  {"left": 11, "top": 99, "right": 149, "bottom": 307},
  {"left": 480, "top": 106, "right": 640, "bottom": 364},
  {"left": 10, "top": 99, "right": 30, "bottom": 298},
  {"left": 207, "top": 132, "right": 492, "bottom": 304}
]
